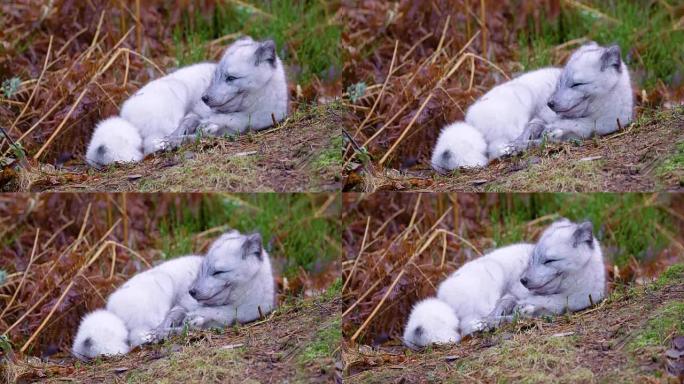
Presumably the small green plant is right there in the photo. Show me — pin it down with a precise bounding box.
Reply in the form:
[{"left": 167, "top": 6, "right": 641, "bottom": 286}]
[
  {"left": 2, "top": 77, "right": 21, "bottom": 98},
  {"left": 346, "top": 82, "right": 367, "bottom": 103},
  {"left": 0, "top": 335, "right": 13, "bottom": 355}
]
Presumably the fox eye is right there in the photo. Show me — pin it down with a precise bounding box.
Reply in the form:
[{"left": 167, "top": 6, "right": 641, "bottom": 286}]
[
  {"left": 543, "top": 259, "right": 557, "bottom": 265},
  {"left": 225, "top": 75, "right": 237, "bottom": 82},
  {"left": 571, "top": 82, "right": 586, "bottom": 88}
]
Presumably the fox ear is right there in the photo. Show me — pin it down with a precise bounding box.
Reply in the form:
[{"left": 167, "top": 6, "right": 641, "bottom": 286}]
[
  {"left": 600, "top": 45, "right": 622, "bottom": 72},
  {"left": 572, "top": 221, "right": 594, "bottom": 248},
  {"left": 242, "top": 233, "right": 263, "bottom": 260},
  {"left": 255, "top": 40, "right": 277, "bottom": 68}
]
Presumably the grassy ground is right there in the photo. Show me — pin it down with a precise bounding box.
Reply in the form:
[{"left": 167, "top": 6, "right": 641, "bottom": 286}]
[
  {"left": 11, "top": 103, "right": 343, "bottom": 192},
  {"left": 349, "top": 107, "right": 684, "bottom": 192},
  {"left": 2, "top": 284, "right": 342, "bottom": 384},
  {"left": 343, "top": 265, "right": 684, "bottom": 383}
]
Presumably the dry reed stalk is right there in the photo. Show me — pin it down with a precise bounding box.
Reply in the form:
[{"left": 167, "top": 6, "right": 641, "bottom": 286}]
[
  {"left": 404, "top": 194, "right": 422, "bottom": 241},
  {"left": 342, "top": 216, "right": 370, "bottom": 293},
  {"left": 8, "top": 36, "right": 53, "bottom": 135},
  {"left": 480, "top": 0, "right": 487, "bottom": 56},
  {"left": 341, "top": 279, "right": 381, "bottom": 318},
  {"left": 353, "top": 40, "right": 399, "bottom": 138},
  {"left": 350, "top": 228, "right": 445, "bottom": 342},
  {"left": 314, "top": 193, "right": 338, "bottom": 218},
  {"left": 0, "top": 230, "right": 40, "bottom": 320},
  {"left": 135, "top": 0, "right": 142, "bottom": 53}
]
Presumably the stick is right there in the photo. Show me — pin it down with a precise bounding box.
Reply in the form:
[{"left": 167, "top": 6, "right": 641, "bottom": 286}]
[{"left": 342, "top": 216, "right": 371, "bottom": 293}]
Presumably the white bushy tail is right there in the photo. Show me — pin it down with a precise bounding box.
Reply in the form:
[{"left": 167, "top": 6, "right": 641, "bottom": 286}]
[
  {"left": 431, "top": 122, "right": 488, "bottom": 172},
  {"left": 72, "top": 309, "right": 130, "bottom": 360},
  {"left": 85, "top": 117, "right": 144, "bottom": 167}
]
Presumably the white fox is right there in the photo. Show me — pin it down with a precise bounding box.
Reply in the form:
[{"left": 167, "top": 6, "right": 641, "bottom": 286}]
[
  {"left": 85, "top": 63, "right": 215, "bottom": 166},
  {"left": 173, "top": 36, "right": 289, "bottom": 140},
  {"left": 528, "top": 43, "right": 633, "bottom": 142},
  {"left": 493, "top": 219, "right": 606, "bottom": 317},
  {"left": 403, "top": 297, "right": 461, "bottom": 349},
  {"left": 154, "top": 230, "right": 275, "bottom": 333},
  {"left": 71, "top": 255, "right": 203, "bottom": 360},
  {"left": 436, "top": 243, "right": 534, "bottom": 336},
  {"left": 431, "top": 68, "right": 561, "bottom": 171}
]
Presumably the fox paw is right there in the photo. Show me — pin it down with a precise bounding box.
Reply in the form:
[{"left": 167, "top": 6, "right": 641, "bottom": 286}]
[
  {"left": 185, "top": 314, "right": 206, "bottom": 328},
  {"left": 514, "top": 303, "right": 537, "bottom": 316},
  {"left": 197, "top": 121, "right": 221, "bottom": 136}
]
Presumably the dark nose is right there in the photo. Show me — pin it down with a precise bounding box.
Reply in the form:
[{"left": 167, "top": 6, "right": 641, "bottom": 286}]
[
  {"left": 189, "top": 288, "right": 198, "bottom": 298},
  {"left": 201, "top": 95, "right": 210, "bottom": 105},
  {"left": 520, "top": 277, "right": 529, "bottom": 287},
  {"left": 547, "top": 101, "right": 556, "bottom": 110}
]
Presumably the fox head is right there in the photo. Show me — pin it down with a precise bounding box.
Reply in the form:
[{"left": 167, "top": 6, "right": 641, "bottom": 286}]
[
  {"left": 547, "top": 42, "right": 625, "bottom": 118},
  {"left": 189, "top": 230, "right": 265, "bottom": 306},
  {"left": 201, "top": 36, "right": 280, "bottom": 113},
  {"left": 520, "top": 219, "right": 598, "bottom": 295}
]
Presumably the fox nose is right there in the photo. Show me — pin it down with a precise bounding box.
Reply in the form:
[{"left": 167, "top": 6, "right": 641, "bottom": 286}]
[
  {"left": 547, "top": 100, "right": 556, "bottom": 110},
  {"left": 520, "top": 277, "right": 529, "bottom": 287},
  {"left": 201, "top": 95, "right": 210, "bottom": 105},
  {"left": 189, "top": 288, "right": 198, "bottom": 298}
]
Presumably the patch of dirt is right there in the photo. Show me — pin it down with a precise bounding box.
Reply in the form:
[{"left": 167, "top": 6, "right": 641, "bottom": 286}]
[
  {"left": 6, "top": 104, "right": 343, "bottom": 193},
  {"left": 2, "top": 295, "right": 342, "bottom": 384},
  {"left": 342, "top": 276, "right": 684, "bottom": 383},
  {"left": 345, "top": 108, "right": 684, "bottom": 192}
]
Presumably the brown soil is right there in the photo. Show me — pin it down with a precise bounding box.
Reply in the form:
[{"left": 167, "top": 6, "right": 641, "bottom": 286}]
[
  {"left": 343, "top": 275, "right": 684, "bottom": 383},
  {"left": 5, "top": 104, "right": 343, "bottom": 193},
  {"left": 2, "top": 295, "right": 342, "bottom": 384},
  {"left": 345, "top": 107, "right": 684, "bottom": 192}
]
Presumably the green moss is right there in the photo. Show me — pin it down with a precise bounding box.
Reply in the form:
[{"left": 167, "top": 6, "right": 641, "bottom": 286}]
[{"left": 629, "top": 302, "right": 684, "bottom": 351}]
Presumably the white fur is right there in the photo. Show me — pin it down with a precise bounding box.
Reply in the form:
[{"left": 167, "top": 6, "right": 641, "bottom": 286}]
[
  {"left": 85, "top": 117, "right": 143, "bottom": 166},
  {"left": 512, "top": 219, "right": 606, "bottom": 316},
  {"left": 72, "top": 309, "right": 130, "bottom": 360},
  {"left": 175, "top": 231, "right": 275, "bottom": 329},
  {"left": 437, "top": 243, "right": 534, "bottom": 336},
  {"left": 431, "top": 122, "right": 488, "bottom": 172},
  {"left": 120, "top": 63, "right": 216, "bottom": 155},
  {"left": 185, "top": 37, "right": 289, "bottom": 136},
  {"left": 106, "top": 255, "right": 204, "bottom": 347},
  {"left": 466, "top": 67, "right": 562, "bottom": 160},
  {"left": 541, "top": 43, "right": 633, "bottom": 140},
  {"left": 403, "top": 298, "right": 461, "bottom": 349}
]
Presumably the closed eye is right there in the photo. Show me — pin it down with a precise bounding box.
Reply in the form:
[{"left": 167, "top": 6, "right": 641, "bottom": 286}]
[
  {"left": 225, "top": 75, "right": 238, "bottom": 82},
  {"left": 543, "top": 259, "right": 558, "bottom": 265},
  {"left": 212, "top": 270, "right": 232, "bottom": 276},
  {"left": 571, "top": 82, "right": 587, "bottom": 88}
]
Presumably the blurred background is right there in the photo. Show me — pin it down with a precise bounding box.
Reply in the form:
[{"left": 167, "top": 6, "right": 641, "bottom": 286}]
[
  {"left": 0, "top": 193, "right": 341, "bottom": 358},
  {"left": 342, "top": 193, "right": 684, "bottom": 345}
]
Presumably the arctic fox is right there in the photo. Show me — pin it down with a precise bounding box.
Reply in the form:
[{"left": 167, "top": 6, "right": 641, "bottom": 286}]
[
  {"left": 533, "top": 43, "right": 633, "bottom": 141},
  {"left": 71, "top": 255, "right": 203, "bottom": 360},
  {"left": 436, "top": 243, "right": 534, "bottom": 336},
  {"left": 85, "top": 117, "right": 144, "bottom": 167},
  {"left": 72, "top": 309, "right": 130, "bottom": 360},
  {"left": 431, "top": 67, "right": 561, "bottom": 171},
  {"left": 431, "top": 122, "right": 488, "bottom": 172},
  {"left": 155, "top": 230, "right": 275, "bottom": 333},
  {"left": 503, "top": 219, "right": 606, "bottom": 317},
  {"left": 173, "top": 37, "right": 289, "bottom": 139},
  {"left": 403, "top": 297, "right": 461, "bottom": 349}
]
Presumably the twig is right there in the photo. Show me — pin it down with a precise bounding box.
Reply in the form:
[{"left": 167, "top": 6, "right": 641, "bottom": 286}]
[
  {"left": 0, "top": 229, "right": 39, "bottom": 319},
  {"left": 343, "top": 216, "right": 370, "bottom": 293}
]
